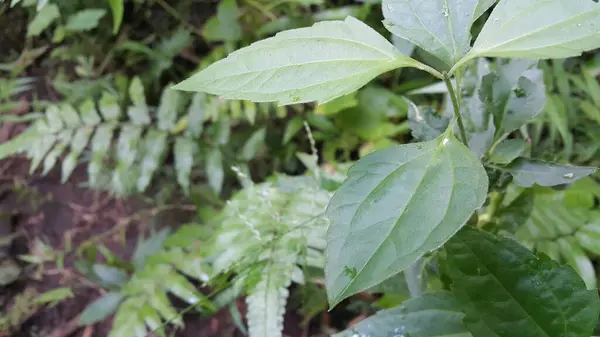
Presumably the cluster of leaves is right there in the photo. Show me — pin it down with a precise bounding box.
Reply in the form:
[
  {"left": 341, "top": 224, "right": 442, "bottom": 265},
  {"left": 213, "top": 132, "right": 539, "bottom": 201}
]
[
  {"left": 174, "top": 0, "right": 600, "bottom": 336},
  {"left": 76, "top": 227, "right": 213, "bottom": 337}
]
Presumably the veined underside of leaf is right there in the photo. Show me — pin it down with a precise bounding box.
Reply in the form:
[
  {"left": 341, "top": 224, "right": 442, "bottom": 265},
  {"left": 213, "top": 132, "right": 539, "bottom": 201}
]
[
  {"left": 382, "top": 0, "right": 495, "bottom": 68},
  {"left": 457, "top": 0, "right": 600, "bottom": 69},
  {"left": 173, "top": 16, "right": 420, "bottom": 105},
  {"left": 325, "top": 132, "right": 488, "bottom": 307}
]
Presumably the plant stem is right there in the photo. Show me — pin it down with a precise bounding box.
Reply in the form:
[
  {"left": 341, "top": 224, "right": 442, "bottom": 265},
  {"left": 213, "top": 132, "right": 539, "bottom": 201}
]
[
  {"left": 443, "top": 72, "right": 468, "bottom": 145},
  {"left": 155, "top": 0, "right": 204, "bottom": 37}
]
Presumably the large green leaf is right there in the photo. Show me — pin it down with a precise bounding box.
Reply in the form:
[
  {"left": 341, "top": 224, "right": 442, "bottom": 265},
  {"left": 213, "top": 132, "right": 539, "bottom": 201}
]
[
  {"left": 506, "top": 158, "right": 597, "bottom": 187},
  {"left": 27, "top": 4, "right": 60, "bottom": 37},
  {"left": 325, "top": 132, "right": 488, "bottom": 307},
  {"left": 334, "top": 292, "right": 471, "bottom": 337},
  {"left": 445, "top": 227, "right": 600, "bottom": 337},
  {"left": 80, "top": 292, "right": 124, "bottom": 325},
  {"left": 174, "top": 17, "right": 421, "bottom": 105},
  {"left": 382, "top": 0, "right": 495, "bottom": 68},
  {"left": 462, "top": 0, "right": 600, "bottom": 66}
]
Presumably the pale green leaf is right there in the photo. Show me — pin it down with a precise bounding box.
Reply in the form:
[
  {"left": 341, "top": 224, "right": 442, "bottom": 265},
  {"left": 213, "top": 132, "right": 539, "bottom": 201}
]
[
  {"left": 334, "top": 292, "right": 471, "bottom": 337},
  {"left": 187, "top": 92, "right": 206, "bottom": 137},
  {"left": 556, "top": 237, "right": 596, "bottom": 289},
  {"left": 383, "top": 0, "right": 495, "bottom": 68},
  {"left": 88, "top": 125, "right": 114, "bottom": 186},
  {"left": 79, "top": 99, "right": 101, "bottom": 125},
  {"left": 247, "top": 266, "right": 293, "bottom": 337},
  {"left": 157, "top": 86, "right": 181, "bottom": 131},
  {"left": 58, "top": 104, "right": 81, "bottom": 127},
  {"left": 506, "top": 158, "right": 597, "bottom": 187},
  {"left": 99, "top": 91, "right": 121, "bottom": 120},
  {"left": 243, "top": 100, "right": 257, "bottom": 124},
  {"left": 174, "top": 16, "right": 419, "bottom": 105},
  {"left": 489, "top": 138, "right": 528, "bottom": 164},
  {"left": 46, "top": 105, "right": 64, "bottom": 132},
  {"left": 325, "top": 132, "right": 488, "bottom": 306},
  {"left": 445, "top": 227, "right": 600, "bottom": 337},
  {"left": 80, "top": 292, "right": 124, "bottom": 325},
  {"left": 27, "top": 4, "right": 60, "bottom": 37},
  {"left": 65, "top": 9, "right": 107, "bottom": 32},
  {"left": 61, "top": 128, "right": 93, "bottom": 182},
  {"left": 174, "top": 137, "right": 196, "bottom": 194},
  {"left": 241, "top": 128, "right": 266, "bottom": 161},
  {"left": 92, "top": 264, "right": 128, "bottom": 287},
  {"left": 42, "top": 130, "right": 72, "bottom": 175},
  {"left": 206, "top": 147, "right": 224, "bottom": 195},
  {"left": 108, "top": 0, "right": 124, "bottom": 34},
  {"left": 283, "top": 117, "right": 304, "bottom": 144},
  {"left": 28, "top": 135, "right": 55, "bottom": 174},
  {"left": 112, "top": 125, "right": 142, "bottom": 192},
  {"left": 127, "top": 77, "right": 150, "bottom": 125},
  {"left": 149, "top": 291, "right": 183, "bottom": 326},
  {"left": 137, "top": 130, "right": 168, "bottom": 192},
  {"left": 466, "top": 0, "right": 600, "bottom": 61}
]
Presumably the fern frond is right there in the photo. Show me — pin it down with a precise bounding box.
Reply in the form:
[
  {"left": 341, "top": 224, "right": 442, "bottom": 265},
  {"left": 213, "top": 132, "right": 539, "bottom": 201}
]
[
  {"left": 210, "top": 174, "right": 331, "bottom": 337},
  {"left": 515, "top": 183, "right": 600, "bottom": 288},
  {"left": 246, "top": 264, "right": 293, "bottom": 337},
  {"left": 106, "top": 229, "right": 212, "bottom": 337}
]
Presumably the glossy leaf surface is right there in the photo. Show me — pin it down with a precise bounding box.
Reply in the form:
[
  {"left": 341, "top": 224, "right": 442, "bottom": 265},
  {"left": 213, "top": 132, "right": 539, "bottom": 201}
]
[
  {"left": 506, "top": 158, "right": 597, "bottom": 187},
  {"left": 445, "top": 227, "right": 600, "bottom": 337}
]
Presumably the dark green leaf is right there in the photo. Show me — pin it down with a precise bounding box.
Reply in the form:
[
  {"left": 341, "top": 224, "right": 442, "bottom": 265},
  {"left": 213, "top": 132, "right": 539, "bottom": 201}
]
[
  {"left": 326, "top": 132, "right": 488, "bottom": 306},
  {"left": 445, "top": 227, "right": 600, "bottom": 337},
  {"left": 506, "top": 158, "right": 597, "bottom": 187},
  {"left": 334, "top": 292, "right": 471, "bottom": 337},
  {"left": 79, "top": 292, "right": 124, "bottom": 325}
]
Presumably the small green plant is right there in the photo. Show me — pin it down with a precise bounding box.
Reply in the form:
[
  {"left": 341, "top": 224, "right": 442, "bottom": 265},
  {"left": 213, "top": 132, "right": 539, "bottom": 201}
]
[{"left": 175, "top": 1, "right": 600, "bottom": 336}]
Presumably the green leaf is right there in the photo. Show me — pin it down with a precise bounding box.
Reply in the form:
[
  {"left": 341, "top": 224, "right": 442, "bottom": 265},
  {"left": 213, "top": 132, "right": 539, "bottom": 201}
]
[
  {"left": 187, "top": 93, "right": 206, "bottom": 137},
  {"left": 79, "top": 99, "right": 101, "bottom": 125},
  {"left": 241, "top": 128, "right": 266, "bottom": 161},
  {"left": 464, "top": 0, "right": 600, "bottom": 63},
  {"left": 0, "top": 128, "right": 40, "bottom": 160},
  {"left": 113, "top": 125, "right": 142, "bottom": 193},
  {"left": 202, "top": 0, "right": 242, "bottom": 42},
  {"left": 79, "top": 292, "right": 124, "bottom": 325},
  {"left": 506, "top": 158, "right": 597, "bottom": 187},
  {"left": 58, "top": 104, "right": 81, "bottom": 127},
  {"left": 488, "top": 138, "right": 528, "bottom": 164},
  {"left": 445, "top": 226, "right": 600, "bottom": 337},
  {"left": 27, "top": 4, "right": 60, "bottom": 37},
  {"left": 132, "top": 229, "right": 170, "bottom": 269},
  {"left": 62, "top": 128, "right": 93, "bottom": 182},
  {"left": 325, "top": 132, "right": 488, "bottom": 307},
  {"left": 407, "top": 101, "right": 450, "bottom": 141},
  {"left": 99, "top": 91, "right": 121, "bottom": 120},
  {"left": 314, "top": 91, "right": 358, "bottom": 116},
  {"left": 127, "top": 77, "right": 150, "bottom": 125},
  {"left": 479, "top": 59, "right": 546, "bottom": 134},
  {"left": 206, "top": 147, "right": 224, "bottom": 195},
  {"left": 333, "top": 292, "right": 471, "bottom": 337},
  {"left": 283, "top": 117, "right": 304, "bottom": 144},
  {"left": 157, "top": 86, "right": 181, "bottom": 131},
  {"left": 93, "top": 264, "right": 128, "bottom": 287},
  {"left": 108, "top": 0, "right": 124, "bottom": 34},
  {"left": 174, "top": 137, "right": 196, "bottom": 194},
  {"left": 383, "top": 0, "right": 495, "bottom": 68},
  {"left": 174, "top": 17, "right": 420, "bottom": 105},
  {"left": 42, "top": 130, "right": 72, "bottom": 175},
  {"left": 65, "top": 9, "right": 107, "bottom": 32},
  {"left": 34, "top": 287, "right": 74, "bottom": 305},
  {"left": 88, "top": 125, "right": 114, "bottom": 186},
  {"left": 137, "top": 130, "right": 168, "bottom": 192}
]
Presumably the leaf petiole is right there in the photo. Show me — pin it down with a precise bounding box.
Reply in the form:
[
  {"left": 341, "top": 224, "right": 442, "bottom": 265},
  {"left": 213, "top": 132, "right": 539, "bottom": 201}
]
[{"left": 442, "top": 72, "right": 467, "bottom": 145}]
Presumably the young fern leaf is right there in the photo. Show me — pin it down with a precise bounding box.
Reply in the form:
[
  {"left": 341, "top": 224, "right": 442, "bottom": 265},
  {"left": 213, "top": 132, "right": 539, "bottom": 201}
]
[
  {"left": 211, "top": 175, "right": 332, "bottom": 337},
  {"left": 173, "top": 16, "right": 430, "bottom": 104}
]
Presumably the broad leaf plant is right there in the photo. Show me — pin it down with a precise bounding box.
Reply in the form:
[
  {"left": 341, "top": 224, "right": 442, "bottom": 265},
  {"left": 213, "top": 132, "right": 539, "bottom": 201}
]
[{"left": 175, "top": 1, "right": 600, "bottom": 336}]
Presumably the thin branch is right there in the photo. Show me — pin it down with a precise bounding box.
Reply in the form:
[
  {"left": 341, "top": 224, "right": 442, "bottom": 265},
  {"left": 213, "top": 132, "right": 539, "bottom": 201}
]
[{"left": 443, "top": 72, "right": 468, "bottom": 144}]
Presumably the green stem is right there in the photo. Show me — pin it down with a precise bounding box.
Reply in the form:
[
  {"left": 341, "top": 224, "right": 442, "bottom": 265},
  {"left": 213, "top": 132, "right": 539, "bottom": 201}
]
[{"left": 443, "top": 72, "right": 468, "bottom": 145}]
